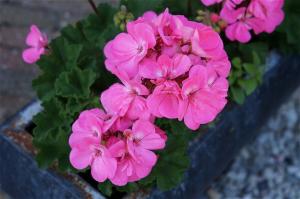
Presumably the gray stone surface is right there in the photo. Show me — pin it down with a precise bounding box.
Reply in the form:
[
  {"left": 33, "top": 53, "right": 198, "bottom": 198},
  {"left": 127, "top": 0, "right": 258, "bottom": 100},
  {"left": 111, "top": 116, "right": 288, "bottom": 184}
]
[
  {"left": 0, "top": 1, "right": 101, "bottom": 198},
  {"left": 207, "top": 87, "right": 300, "bottom": 199},
  {"left": 0, "top": 0, "right": 104, "bottom": 124}
]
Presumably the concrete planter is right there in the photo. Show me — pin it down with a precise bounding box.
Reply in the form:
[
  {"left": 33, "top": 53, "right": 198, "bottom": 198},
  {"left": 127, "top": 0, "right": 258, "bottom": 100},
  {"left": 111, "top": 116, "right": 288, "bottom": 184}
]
[{"left": 1, "top": 52, "right": 300, "bottom": 199}]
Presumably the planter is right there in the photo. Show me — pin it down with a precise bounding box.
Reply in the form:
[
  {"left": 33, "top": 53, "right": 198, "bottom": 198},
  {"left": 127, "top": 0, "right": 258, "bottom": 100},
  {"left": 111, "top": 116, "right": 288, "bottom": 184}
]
[
  {"left": 0, "top": 101, "right": 104, "bottom": 199},
  {"left": 1, "top": 52, "right": 300, "bottom": 199}
]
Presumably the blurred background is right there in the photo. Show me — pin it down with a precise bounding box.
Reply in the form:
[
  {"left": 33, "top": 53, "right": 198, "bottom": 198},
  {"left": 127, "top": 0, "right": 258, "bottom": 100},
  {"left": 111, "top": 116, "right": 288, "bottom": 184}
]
[
  {"left": 0, "top": 0, "right": 299, "bottom": 199},
  {"left": 0, "top": 0, "right": 99, "bottom": 124}
]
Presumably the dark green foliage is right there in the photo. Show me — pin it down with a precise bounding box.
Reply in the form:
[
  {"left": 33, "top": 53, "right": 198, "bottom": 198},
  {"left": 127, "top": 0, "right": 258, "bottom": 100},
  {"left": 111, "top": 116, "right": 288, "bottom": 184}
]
[
  {"left": 229, "top": 51, "right": 264, "bottom": 104},
  {"left": 137, "top": 119, "right": 196, "bottom": 190},
  {"left": 120, "top": 0, "right": 164, "bottom": 16},
  {"left": 276, "top": 0, "right": 300, "bottom": 52},
  {"left": 32, "top": 3, "right": 119, "bottom": 172}
]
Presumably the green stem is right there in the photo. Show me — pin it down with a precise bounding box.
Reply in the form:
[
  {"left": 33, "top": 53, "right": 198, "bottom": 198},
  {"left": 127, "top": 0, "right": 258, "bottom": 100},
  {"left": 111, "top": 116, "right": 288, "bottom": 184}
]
[
  {"left": 187, "top": 0, "right": 192, "bottom": 16},
  {"left": 88, "top": 0, "right": 99, "bottom": 16}
]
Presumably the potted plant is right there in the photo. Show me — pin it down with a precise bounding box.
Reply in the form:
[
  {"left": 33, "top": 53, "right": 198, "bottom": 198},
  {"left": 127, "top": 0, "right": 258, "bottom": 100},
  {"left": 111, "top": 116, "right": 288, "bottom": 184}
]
[{"left": 1, "top": 0, "right": 300, "bottom": 198}]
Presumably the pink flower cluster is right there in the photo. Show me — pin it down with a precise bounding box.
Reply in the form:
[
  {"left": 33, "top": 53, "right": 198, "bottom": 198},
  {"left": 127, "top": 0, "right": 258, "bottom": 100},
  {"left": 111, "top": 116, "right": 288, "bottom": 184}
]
[
  {"left": 70, "top": 9, "right": 230, "bottom": 185},
  {"left": 69, "top": 108, "right": 166, "bottom": 186},
  {"left": 201, "top": 0, "right": 285, "bottom": 43},
  {"left": 22, "top": 25, "right": 48, "bottom": 64},
  {"left": 103, "top": 9, "right": 230, "bottom": 130}
]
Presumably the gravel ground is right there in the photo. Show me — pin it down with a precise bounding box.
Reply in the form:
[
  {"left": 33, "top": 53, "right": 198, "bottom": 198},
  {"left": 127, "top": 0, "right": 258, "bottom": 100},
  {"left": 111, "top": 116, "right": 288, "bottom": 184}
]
[{"left": 207, "top": 87, "right": 300, "bottom": 199}]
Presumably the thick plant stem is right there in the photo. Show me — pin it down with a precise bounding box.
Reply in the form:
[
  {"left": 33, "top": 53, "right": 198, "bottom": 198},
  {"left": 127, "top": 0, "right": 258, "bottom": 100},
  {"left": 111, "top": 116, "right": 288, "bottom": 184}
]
[{"left": 88, "top": 0, "right": 99, "bottom": 16}]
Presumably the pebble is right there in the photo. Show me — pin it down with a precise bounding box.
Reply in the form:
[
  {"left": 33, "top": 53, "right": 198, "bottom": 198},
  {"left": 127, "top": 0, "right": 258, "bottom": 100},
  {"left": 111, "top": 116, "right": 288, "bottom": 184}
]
[{"left": 208, "top": 88, "right": 300, "bottom": 199}]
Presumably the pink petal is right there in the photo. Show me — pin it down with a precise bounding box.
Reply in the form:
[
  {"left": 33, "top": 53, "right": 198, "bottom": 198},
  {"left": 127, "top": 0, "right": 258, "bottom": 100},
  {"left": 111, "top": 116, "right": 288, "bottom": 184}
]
[
  {"left": 182, "top": 65, "right": 208, "bottom": 96},
  {"left": 108, "top": 140, "right": 126, "bottom": 158},
  {"left": 147, "top": 81, "right": 181, "bottom": 119},
  {"left": 234, "top": 22, "right": 252, "bottom": 43},
  {"left": 26, "top": 25, "right": 42, "bottom": 47},
  {"left": 68, "top": 132, "right": 99, "bottom": 149},
  {"left": 170, "top": 54, "right": 192, "bottom": 78},
  {"left": 110, "top": 161, "right": 129, "bottom": 186},
  {"left": 22, "top": 47, "right": 42, "bottom": 64},
  {"left": 139, "top": 58, "right": 162, "bottom": 79},
  {"left": 127, "top": 22, "right": 156, "bottom": 48},
  {"left": 191, "top": 27, "right": 223, "bottom": 58},
  {"left": 100, "top": 83, "right": 132, "bottom": 116},
  {"left": 135, "top": 147, "right": 157, "bottom": 167},
  {"left": 126, "top": 96, "right": 149, "bottom": 120},
  {"left": 69, "top": 148, "right": 93, "bottom": 170},
  {"left": 91, "top": 154, "right": 117, "bottom": 182}
]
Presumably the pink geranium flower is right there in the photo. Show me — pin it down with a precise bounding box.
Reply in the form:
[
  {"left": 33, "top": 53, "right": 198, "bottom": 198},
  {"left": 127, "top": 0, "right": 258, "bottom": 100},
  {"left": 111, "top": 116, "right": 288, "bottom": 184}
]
[
  {"left": 179, "top": 65, "right": 228, "bottom": 130},
  {"left": 155, "top": 9, "right": 185, "bottom": 45},
  {"left": 191, "top": 26, "right": 224, "bottom": 58},
  {"left": 69, "top": 109, "right": 117, "bottom": 182},
  {"left": 219, "top": 0, "right": 284, "bottom": 43},
  {"left": 147, "top": 81, "right": 182, "bottom": 119},
  {"left": 100, "top": 76, "right": 150, "bottom": 121},
  {"left": 69, "top": 108, "right": 107, "bottom": 149},
  {"left": 104, "top": 22, "right": 156, "bottom": 78},
  {"left": 248, "top": 0, "right": 284, "bottom": 33},
  {"left": 70, "top": 9, "right": 230, "bottom": 185},
  {"left": 139, "top": 54, "right": 192, "bottom": 81},
  {"left": 22, "top": 25, "right": 48, "bottom": 64},
  {"left": 110, "top": 120, "right": 166, "bottom": 185}
]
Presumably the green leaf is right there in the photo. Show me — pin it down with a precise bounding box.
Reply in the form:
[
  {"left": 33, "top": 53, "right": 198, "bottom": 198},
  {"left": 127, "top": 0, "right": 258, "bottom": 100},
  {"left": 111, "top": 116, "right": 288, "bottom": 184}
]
[
  {"left": 144, "top": 119, "right": 193, "bottom": 190},
  {"left": 61, "top": 24, "right": 85, "bottom": 43},
  {"left": 98, "top": 181, "right": 113, "bottom": 197},
  {"left": 33, "top": 54, "right": 64, "bottom": 101},
  {"left": 238, "top": 42, "right": 268, "bottom": 63},
  {"left": 33, "top": 99, "right": 72, "bottom": 169},
  {"left": 50, "top": 37, "right": 83, "bottom": 67},
  {"left": 242, "top": 63, "right": 257, "bottom": 76},
  {"left": 116, "top": 183, "right": 139, "bottom": 193},
  {"left": 32, "top": 99, "right": 65, "bottom": 139},
  {"left": 55, "top": 67, "right": 96, "bottom": 99},
  {"left": 230, "top": 87, "right": 246, "bottom": 105},
  {"left": 232, "top": 57, "right": 242, "bottom": 69},
  {"left": 238, "top": 78, "right": 257, "bottom": 96},
  {"left": 121, "top": 0, "right": 163, "bottom": 16},
  {"left": 81, "top": 3, "right": 119, "bottom": 46}
]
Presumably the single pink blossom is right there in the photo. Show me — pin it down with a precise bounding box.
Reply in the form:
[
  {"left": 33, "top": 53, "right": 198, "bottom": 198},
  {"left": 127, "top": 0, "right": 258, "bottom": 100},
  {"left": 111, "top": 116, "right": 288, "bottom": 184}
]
[
  {"left": 69, "top": 109, "right": 117, "bottom": 182},
  {"left": 248, "top": 0, "right": 284, "bottom": 33},
  {"left": 139, "top": 54, "right": 192, "bottom": 81},
  {"left": 110, "top": 151, "right": 153, "bottom": 186},
  {"left": 206, "top": 50, "right": 231, "bottom": 78},
  {"left": 147, "top": 81, "right": 182, "bottom": 119},
  {"left": 109, "top": 121, "right": 166, "bottom": 186},
  {"left": 179, "top": 65, "right": 228, "bottom": 130},
  {"left": 225, "top": 21, "right": 252, "bottom": 43},
  {"left": 191, "top": 26, "right": 224, "bottom": 58},
  {"left": 220, "top": 0, "right": 284, "bottom": 43},
  {"left": 155, "top": 9, "right": 184, "bottom": 45},
  {"left": 69, "top": 108, "right": 107, "bottom": 149},
  {"left": 104, "top": 22, "right": 156, "bottom": 78},
  {"left": 100, "top": 74, "right": 150, "bottom": 121},
  {"left": 126, "top": 120, "right": 166, "bottom": 154},
  {"left": 22, "top": 25, "right": 48, "bottom": 64}
]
